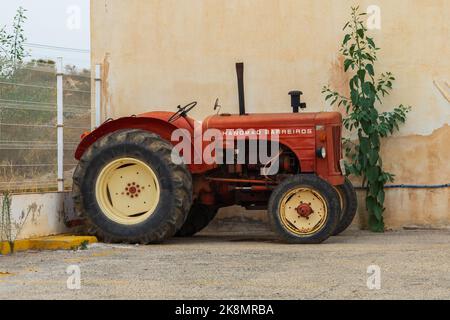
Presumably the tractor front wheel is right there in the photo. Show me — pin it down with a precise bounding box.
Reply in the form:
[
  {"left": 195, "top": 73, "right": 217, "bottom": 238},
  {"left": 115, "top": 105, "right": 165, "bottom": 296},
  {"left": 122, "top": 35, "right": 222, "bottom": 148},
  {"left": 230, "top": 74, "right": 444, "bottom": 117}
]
[
  {"left": 333, "top": 178, "right": 358, "bottom": 236},
  {"left": 268, "top": 175, "right": 340, "bottom": 244},
  {"left": 72, "top": 129, "right": 192, "bottom": 244}
]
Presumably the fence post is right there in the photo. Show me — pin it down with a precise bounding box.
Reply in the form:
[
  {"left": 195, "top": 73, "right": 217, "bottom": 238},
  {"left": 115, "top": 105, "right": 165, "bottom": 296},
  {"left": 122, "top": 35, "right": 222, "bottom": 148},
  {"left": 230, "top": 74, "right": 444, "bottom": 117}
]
[
  {"left": 94, "top": 64, "right": 102, "bottom": 128},
  {"left": 56, "top": 57, "right": 64, "bottom": 192}
]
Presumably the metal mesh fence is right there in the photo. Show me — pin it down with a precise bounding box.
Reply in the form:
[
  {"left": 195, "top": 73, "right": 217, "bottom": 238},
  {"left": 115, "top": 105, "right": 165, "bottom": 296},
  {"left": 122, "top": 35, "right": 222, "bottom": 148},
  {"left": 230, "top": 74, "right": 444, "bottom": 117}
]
[{"left": 0, "top": 60, "right": 91, "bottom": 192}]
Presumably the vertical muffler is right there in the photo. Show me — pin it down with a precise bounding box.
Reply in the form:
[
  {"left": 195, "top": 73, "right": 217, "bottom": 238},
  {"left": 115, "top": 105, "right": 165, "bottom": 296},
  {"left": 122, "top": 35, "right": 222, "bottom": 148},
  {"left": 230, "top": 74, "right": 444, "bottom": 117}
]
[{"left": 236, "top": 62, "right": 246, "bottom": 115}]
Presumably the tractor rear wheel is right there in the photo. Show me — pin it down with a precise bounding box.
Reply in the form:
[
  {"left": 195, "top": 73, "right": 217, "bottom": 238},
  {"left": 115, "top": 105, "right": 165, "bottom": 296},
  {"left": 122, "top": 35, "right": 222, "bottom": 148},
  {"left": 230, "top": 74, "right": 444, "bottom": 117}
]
[
  {"left": 175, "top": 203, "right": 218, "bottom": 237},
  {"left": 268, "top": 175, "right": 340, "bottom": 244},
  {"left": 333, "top": 178, "right": 358, "bottom": 236},
  {"left": 72, "top": 129, "right": 192, "bottom": 244}
]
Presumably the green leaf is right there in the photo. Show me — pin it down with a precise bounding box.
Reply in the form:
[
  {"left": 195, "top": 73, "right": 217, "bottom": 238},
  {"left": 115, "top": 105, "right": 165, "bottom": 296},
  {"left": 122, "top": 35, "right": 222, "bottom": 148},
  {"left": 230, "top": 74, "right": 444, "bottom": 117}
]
[
  {"left": 365, "top": 64, "right": 374, "bottom": 76},
  {"left": 370, "top": 132, "right": 380, "bottom": 148},
  {"left": 361, "top": 120, "right": 374, "bottom": 134},
  {"left": 362, "top": 81, "right": 376, "bottom": 99},
  {"left": 344, "top": 59, "right": 353, "bottom": 72},
  {"left": 366, "top": 196, "right": 377, "bottom": 211},
  {"left": 368, "top": 149, "right": 379, "bottom": 165},
  {"left": 366, "top": 165, "right": 380, "bottom": 182},
  {"left": 367, "top": 37, "right": 376, "bottom": 48},
  {"left": 349, "top": 44, "right": 356, "bottom": 56},
  {"left": 369, "top": 107, "right": 379, "bottom": 121},
  {"left": 350, "top": 89, "right": 359, "bottom": 105},
  {"left": 331, "top": 96, "right": 338, "bottom": 105},
  {"left": 351, "top": 75, "right": 360, "bottom": 89},
  {"left": 356, "top": 29, "right": 365, "bottom": 38},
  {"left": 359, "top": 136, "right": 370, "bottom": 153},
  {"left": 357, "top": 69, "right": 366, "bottom": 82},
  {"left": 360, "top": 97, "right": 372, "bottom": 108},
  {"left": 377, "top": 189, "right": 385, "bottom": 204},
  {"left": 372, "top": 204, "right": 383, "bottom": 220},
  {"left": 343, "top": 34, "right": 351, "bottom": 45}
]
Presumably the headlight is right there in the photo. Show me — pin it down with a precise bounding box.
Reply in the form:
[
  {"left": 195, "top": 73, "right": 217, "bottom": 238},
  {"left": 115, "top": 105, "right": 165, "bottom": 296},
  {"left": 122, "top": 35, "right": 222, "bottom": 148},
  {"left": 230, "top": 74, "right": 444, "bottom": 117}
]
[{"left": 317, "top": 147, "right": 326, "bottom": 159}]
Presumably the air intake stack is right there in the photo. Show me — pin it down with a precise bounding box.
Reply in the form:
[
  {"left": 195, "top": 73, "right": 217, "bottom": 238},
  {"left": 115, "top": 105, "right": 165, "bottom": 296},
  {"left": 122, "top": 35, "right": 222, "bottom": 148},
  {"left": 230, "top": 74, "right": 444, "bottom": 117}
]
[{"left": 289, "top": 91, "right": 307, "bottom": 113}]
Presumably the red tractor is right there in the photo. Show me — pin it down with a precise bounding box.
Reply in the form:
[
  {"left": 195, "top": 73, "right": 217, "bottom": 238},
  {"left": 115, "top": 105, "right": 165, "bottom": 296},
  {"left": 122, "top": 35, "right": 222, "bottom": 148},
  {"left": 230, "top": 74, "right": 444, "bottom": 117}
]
[{"left": 73, "top": 63, "right": 357, "bottom": 244}]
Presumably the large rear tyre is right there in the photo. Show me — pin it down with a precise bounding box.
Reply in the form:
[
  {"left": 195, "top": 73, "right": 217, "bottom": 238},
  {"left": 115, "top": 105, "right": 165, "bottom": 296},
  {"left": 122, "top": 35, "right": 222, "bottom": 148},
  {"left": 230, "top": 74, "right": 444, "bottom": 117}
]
[
  {"left": 268, "top": 175, "right": 340, "bottom": 244},
  {"left": 72, "top": 129, "right": 192, "bottom": 244},
  {"left": 175, "top": 203, "right": 218, "bottom": 237},
  {"left": 333, "top": 178, "right": 358, "bottom": 236}
]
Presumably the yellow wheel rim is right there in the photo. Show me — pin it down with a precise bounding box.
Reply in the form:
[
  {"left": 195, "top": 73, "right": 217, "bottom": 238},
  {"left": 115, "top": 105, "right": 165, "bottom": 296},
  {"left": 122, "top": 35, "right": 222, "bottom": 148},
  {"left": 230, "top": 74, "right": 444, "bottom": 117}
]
[
  {"left": 279, "top": 187, "right": 328, "bottom": 236},
  {"left": 95, "top": 158, "right": 160, "bottom": 225},
  {"left": 334, "top": 186, "right": 344, "bottom": 209}
]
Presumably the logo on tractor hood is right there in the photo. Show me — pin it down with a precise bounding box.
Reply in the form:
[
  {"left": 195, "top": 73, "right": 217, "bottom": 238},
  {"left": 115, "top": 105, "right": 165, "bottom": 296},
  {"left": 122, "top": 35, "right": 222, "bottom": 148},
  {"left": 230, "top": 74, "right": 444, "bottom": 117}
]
[{"left": 222, "top": 128, "right": 313, "bottom": 136}]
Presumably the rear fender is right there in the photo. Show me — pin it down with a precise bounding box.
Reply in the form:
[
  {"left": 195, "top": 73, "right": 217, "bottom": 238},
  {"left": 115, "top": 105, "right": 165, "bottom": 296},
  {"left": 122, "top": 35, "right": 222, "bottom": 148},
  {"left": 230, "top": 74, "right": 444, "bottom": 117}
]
[{"left": 74, "top": 116, "right": 211, "bottom": 174}]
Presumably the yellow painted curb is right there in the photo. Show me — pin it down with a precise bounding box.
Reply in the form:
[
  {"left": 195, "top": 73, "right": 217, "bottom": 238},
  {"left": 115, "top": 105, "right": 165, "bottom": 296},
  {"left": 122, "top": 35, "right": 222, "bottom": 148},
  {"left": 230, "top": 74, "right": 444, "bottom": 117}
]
[{"left": 0, "top": 235, "right": 97, "bottom": 255}]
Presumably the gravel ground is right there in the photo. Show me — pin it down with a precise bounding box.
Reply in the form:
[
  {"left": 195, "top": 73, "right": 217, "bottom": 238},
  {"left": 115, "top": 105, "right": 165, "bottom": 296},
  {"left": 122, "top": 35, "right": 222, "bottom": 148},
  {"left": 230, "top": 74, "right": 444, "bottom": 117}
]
[{"left": 1, "top": 224, "right": 450, "bottom": 300}]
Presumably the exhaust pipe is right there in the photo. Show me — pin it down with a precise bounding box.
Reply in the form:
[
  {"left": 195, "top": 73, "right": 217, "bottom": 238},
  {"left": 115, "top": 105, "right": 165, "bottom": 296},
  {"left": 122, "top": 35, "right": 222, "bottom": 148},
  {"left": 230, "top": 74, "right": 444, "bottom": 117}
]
[{"left": 236, "top": 62, "right": 246, "bottom": 115}]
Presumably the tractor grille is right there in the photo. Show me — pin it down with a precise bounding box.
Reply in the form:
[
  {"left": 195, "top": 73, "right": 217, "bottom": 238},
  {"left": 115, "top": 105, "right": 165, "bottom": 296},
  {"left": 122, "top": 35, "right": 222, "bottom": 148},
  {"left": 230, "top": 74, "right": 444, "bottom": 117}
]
[{"left": 332, "top": 126, "right": 342, "bottom": 172}]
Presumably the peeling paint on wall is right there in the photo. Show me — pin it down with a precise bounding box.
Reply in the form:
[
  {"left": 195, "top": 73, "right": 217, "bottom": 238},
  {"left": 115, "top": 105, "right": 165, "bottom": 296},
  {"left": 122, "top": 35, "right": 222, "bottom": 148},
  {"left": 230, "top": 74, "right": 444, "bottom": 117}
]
[{"left": 382, "top": 124, "right": 449, "bottom": 184}]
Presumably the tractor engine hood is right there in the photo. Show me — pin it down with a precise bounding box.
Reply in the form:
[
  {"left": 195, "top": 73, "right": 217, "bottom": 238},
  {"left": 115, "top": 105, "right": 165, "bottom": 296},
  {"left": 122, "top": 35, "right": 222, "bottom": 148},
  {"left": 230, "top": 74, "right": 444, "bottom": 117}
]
[{"left": 203, "top": 112, "right": 342, "bottom": 131}]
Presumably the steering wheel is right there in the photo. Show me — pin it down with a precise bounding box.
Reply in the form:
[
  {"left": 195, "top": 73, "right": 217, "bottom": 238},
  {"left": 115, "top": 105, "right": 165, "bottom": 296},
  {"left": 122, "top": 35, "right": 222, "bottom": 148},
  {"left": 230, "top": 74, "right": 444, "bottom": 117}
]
[{"left": 168, "top": 101, "right": 197, "bottom": 123}]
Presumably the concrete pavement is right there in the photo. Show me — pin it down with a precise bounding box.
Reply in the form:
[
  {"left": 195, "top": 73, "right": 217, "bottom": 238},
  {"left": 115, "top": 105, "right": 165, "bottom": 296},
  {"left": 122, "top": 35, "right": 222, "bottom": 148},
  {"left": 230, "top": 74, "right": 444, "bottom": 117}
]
[{"left": 1, "top": 225, "right": 450, "bottom": 299}]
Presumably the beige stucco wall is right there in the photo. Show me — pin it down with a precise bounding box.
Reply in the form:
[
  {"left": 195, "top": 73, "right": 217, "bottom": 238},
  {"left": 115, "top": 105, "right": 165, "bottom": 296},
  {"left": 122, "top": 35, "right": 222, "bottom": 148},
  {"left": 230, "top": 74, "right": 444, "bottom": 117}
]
[{"left": 91, "top": 0, "right": 449, "bottom": 229}]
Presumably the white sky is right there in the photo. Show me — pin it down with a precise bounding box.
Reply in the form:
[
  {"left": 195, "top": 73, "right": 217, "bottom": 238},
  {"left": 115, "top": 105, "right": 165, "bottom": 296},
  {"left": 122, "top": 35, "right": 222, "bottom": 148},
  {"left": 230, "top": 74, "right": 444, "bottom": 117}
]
[{"left": 0, "top": 0, "right": 90, "bottom": 68}]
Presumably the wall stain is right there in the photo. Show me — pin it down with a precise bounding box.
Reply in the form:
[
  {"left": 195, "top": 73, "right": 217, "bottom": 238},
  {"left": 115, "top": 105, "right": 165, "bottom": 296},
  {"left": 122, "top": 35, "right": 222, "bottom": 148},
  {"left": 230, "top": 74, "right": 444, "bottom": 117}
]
[
  {"left": 327, "top": 54, "right": 350, "bottom": 113},
  {"left": 102, "top": 53, "right": 112, "bottom": 120},
  {"left": 27, "top": 202, "right": 43, "bottom": 225},
  {"left": 433, "top": 79, "right": 450, "bottom": 103}
]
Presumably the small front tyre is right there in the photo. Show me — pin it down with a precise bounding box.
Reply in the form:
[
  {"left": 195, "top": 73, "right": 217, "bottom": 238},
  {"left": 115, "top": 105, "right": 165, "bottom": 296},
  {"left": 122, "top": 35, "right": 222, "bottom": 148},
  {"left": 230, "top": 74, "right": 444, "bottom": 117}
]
[
  {"left": 268, "top": 175, "right": 340, "bottom": 244},
  {"left": 333, "top": 178, "right": 358, "bottom": 236}
]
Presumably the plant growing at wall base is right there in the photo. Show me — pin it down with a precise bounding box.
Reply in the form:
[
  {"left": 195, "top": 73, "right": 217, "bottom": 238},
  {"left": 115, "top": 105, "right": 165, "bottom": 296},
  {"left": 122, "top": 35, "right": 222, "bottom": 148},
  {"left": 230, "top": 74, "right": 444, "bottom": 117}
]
[
  {"left": 0, "top": 192, "right": 14, "bottom": 253},
  {"left": 0, "top": 192, "right": 33, "bottom": 254},
  {"left": 322, "top": 7, "right": 410, "bottom": 232}
]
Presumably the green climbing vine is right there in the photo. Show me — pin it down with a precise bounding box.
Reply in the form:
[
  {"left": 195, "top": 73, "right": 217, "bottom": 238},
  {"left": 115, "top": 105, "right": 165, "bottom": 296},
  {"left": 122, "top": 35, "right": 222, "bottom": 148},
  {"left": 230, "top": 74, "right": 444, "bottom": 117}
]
[{"left": 323, "top": 7, "right": 411, "bottom": 232}]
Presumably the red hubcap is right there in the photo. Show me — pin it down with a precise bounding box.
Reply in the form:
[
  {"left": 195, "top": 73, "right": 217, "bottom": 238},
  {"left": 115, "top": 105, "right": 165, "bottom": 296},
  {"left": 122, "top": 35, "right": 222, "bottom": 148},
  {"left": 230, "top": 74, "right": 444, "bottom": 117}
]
[
  {"left": 124, "top": 183, "right": 142, "bottom": 198},
  {"left": 129, "top": 187, "right": 137, "bottom": 194},
  {"left": 296, "top": 203, "right": 314, "bottom": 219}
]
